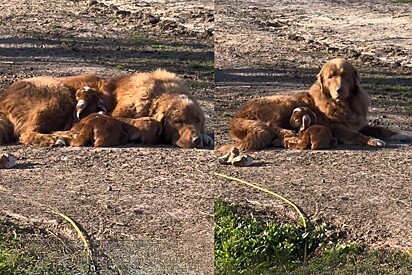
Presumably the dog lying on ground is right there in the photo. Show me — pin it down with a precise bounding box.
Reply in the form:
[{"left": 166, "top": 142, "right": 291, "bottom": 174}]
[
  {"left": 0, "top": 75, "right": 107, "bottom": 146},
  {"left": 284, "top": 107, "right": 337, "bottom": 150},
  {"left": 103, "top": 69, "right": 213, "bottom": 148},
  {"left": 0, "top": 70, "right": 211, "bottom": 148},
  {"left": 226, "top": 58, "right": 412, "bottom": 151}
]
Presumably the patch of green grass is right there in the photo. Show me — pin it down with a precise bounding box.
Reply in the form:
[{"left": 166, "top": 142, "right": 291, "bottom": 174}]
[
  {"left": 115, "top": 64, "right": 125, "bottom": 71},
  {"left": 221, "top": 111, "right": 233, "bottom": 118},
  {"left": 0, "top": 220, "right": 89, "bottom": 274},
  {"left": 214, "top": 199, "right": 326, "bottom": 274},
  {"left": 189, "top": 60, "right": 214, "bottom": 73},
  {"left": 215, "top": 199, "right": 412, "bottom": 274},
  {"left": 129, "top": 32, "right": 148, "bottom": 45},
  {"left": 383, "top": 85, "right": 412, "bottom": 98},
  {"left": 49, "top": 23, "right": 61, "bottom": 30}
]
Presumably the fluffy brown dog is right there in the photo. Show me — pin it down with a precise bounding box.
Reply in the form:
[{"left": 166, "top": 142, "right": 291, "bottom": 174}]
[
  {"left": 0, "top": 75, "right": 106, "bottom": 146},
  {"left": 285, "top": 107, "right": 337, "bottom": 150},
  {"left": 102, "top": 69, "right": 212, "bottom": 148},
  {"left": 228, "top": 58, "right": 412, "bottom": 151}
]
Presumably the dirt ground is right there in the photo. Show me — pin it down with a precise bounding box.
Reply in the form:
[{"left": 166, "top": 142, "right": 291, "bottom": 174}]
[
  {"left": 0, "top": 0, "right": 214, "bottom": 274},
  {"left": 1, "top": 0, "right": 412, "bottom": 273},
  {"left": 215, "top": 0, "right": 412, "bottom": 251}
]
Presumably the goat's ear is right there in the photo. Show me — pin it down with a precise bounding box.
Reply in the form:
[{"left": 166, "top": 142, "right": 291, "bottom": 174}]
[
  {"left": 312, "top": 110, "right": 318, "bottom": 125},
  {"left": 76, "top": 99, "right": 87, "bottom": 120},
  {"left": 97, "top": 99, "right": 107, "bottom": 114}
]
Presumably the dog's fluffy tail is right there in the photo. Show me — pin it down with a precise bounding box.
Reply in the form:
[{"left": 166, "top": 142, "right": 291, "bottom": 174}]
[
  {"left": 226, "top": 118, "right": 276, "bottom": 151},
  {"left": 0, "top": 113, "right": 15, "bottom": 145}
]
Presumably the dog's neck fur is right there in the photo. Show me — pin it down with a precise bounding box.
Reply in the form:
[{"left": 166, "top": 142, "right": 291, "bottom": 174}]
[{"left": 309, "top": 82, "right": 369, "bottom": 130}]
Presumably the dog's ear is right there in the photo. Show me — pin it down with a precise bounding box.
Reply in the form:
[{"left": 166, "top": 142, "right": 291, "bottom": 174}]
[
  {"left": 316, "top": 72, "right": 324, "bottom": 94},
  {"left": 154, "top": 111, "right": 167, "bottom": 126},
  {"left": 353, "top": 66, "right": 360, "bottom": 88}
]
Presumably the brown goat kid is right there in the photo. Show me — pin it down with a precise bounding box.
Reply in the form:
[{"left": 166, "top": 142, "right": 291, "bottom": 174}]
[
  {"left": 284, "top": 107, "right": 337, "bottom": 150},
  {"left": 57, "top": 114, "right": 162, "bottom": 147},
  {"left": 53, "top": 88, "right": 162, "bottom": 147}
]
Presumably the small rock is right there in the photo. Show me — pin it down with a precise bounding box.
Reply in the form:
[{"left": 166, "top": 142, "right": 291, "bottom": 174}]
[
  {"left": 88, "top": 0, "right": 98, "bottom": 6},
  {"left": 145, "top": 14, "right": 160, "bottom": 25},
  {"left": 0, "top": 153, "right": 16, "bottom": 169}
]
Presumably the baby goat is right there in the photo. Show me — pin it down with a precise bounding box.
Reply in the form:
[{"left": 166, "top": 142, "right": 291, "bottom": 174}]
[
  {"left": 285, "top": 107, "right": 337, "bottom": 150},
  {"left": 55, "top": 87, "right": 163, "bottom": 147}
]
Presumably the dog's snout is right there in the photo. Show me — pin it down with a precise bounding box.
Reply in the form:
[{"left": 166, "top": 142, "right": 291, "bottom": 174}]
[{"left": 336, "top": 87, "right": 344, "bottom": 94}]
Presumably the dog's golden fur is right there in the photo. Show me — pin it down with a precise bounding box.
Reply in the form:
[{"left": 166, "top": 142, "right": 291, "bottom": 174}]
[
  {"left": 227, "top": 58, "right": 412, "bottom": 151},
  {"left": 0, "top": 70, "right": 210, "bottom": 148},
  {"left": 0, "top": 75, "right": 106, "bottom": 146},
  {"left": 103, "top": 69, "right": 210, "bottom": 148}
]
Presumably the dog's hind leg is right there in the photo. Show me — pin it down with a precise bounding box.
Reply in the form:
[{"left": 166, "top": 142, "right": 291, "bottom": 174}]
[
  {"left": 229, "top": 118, "right": 277, "bottom": 151},
  {"left": 0, "top": 113, "right": 16, "bottom": 145}
]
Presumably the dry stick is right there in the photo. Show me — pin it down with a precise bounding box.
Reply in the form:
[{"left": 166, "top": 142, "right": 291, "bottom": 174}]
[{"left": 214, "top": 172, "right": 309, "bottom": 266}]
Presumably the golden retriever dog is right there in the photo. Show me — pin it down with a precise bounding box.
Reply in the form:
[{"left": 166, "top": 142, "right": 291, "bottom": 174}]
[
  {"left": 0, "top": 75, "right": 106, "bottom": 146},
  {"left": 102, "top": 69, "right": 212, "bottom": 148},
  {"left": 284, "top": 107, "right": 337, "bottom": 150},
  {"left": 227, "top": 58, "right": 412, "bottom": 151}
]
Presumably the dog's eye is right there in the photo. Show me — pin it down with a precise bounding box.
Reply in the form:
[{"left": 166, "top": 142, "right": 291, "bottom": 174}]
[{"left": 328, "top": 74, "right": 334, "bottom": 79}]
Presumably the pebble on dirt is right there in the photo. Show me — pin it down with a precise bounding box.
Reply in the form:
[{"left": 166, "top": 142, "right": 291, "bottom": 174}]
[{"left": 0, "top": 153, "right": 17, "bottom": 169}]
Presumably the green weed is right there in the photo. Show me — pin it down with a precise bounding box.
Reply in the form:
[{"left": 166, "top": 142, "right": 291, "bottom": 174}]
[
  {"left": 215, "top": 199, "right": 412, "bottom": 274},
  {"left": 189, "top": 60, "right": 214, "bottom": 73},
  {"left": 221, "top": 111, "right": 233, "bottom": 118},
  {"left": 115, "top": 64, "right": 125, "bottom": 71}
]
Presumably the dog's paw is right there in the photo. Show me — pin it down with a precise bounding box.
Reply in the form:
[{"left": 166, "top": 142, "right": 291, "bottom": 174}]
[
  {"left": 0, "top": 153, "right": 16, "bottom": 169},
  {"left": 367, "top": 138, "right": 386, "bottom": 147},
  {"left": 218, "top": 147, "right": 240, "bottom": 165},
  {"left": 388, "top": 132, "right": 412, "bottom": 143},
  {"left": 201, "top": 134, "right": 214, "bottom": 147},
  {"left": 280, "top": 129, "right": 297, "bottom": 138},
  {"left": 232, "top": 155, "right": 253, "bottom": 167},
  {"left": 53, "top": 138, "right": 67, "bottom": 147}
]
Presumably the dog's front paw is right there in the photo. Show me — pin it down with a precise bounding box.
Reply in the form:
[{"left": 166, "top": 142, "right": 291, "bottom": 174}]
[
  {"left": 52, "top": 138, "right": 67, "bottom": 147},
  {"left": 201, "top": 134, "right": 214, "bottom": 147},
  {"left": 280, "top": 129, "right": 297, "bottom": 138},
  {"left": 367, "top": 138, "right": 386, "bottom": 147}
]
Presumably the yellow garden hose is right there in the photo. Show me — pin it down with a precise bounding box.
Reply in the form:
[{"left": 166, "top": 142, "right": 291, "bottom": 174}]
[
  {"left": 214, "top": 172, "right": 309, "bottom": 265},
  {"left": 50, "top": 209, "right": 93, "bottom": 261}
]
